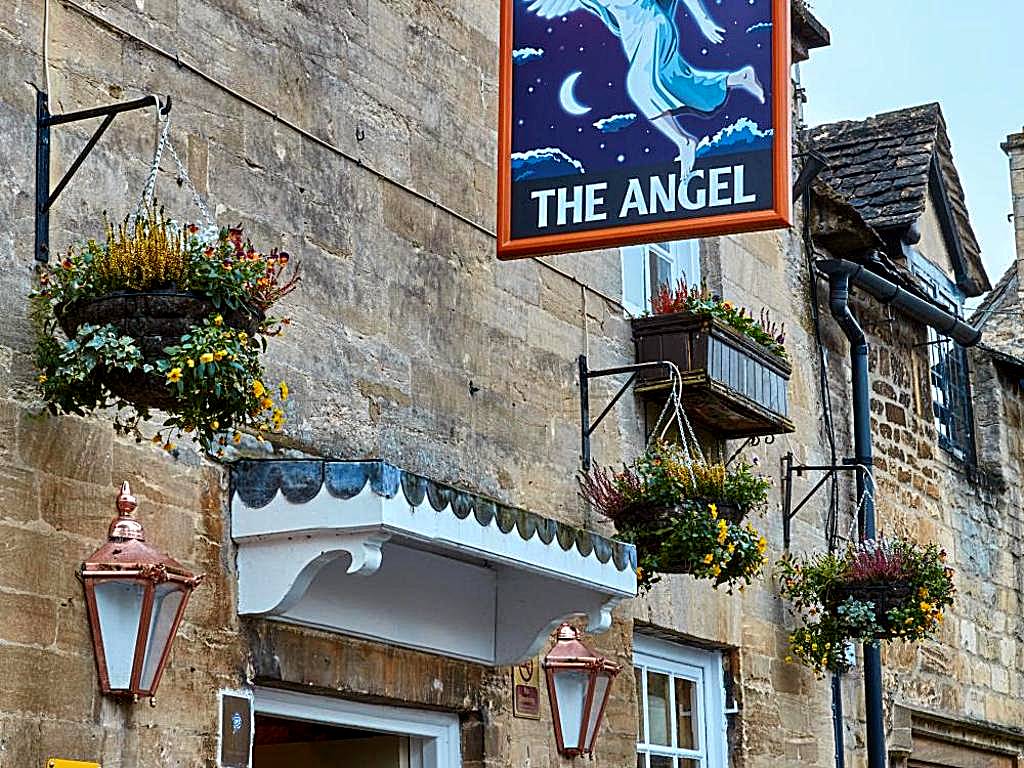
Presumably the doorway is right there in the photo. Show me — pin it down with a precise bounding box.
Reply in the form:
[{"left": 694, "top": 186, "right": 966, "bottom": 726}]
[
  {"left": 254, "top": 714, "right": 413, "bottom": 767},
  {"left": 254, "top": 687, "right": 462, "bottom": 768}
]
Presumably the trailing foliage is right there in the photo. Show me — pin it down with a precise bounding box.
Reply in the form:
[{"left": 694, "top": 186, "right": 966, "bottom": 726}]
[
  {"left": 650, "top": 280, "right": 786, "bottom": 359},
  {"left": 31, "top": 206, "right": 300, "bottom": 454},
  {"left": 778, "top": 537, "right": 956, "bottom": 675},
  {"left": 579, "top": 441, "right": 771, "bottom": 591}
]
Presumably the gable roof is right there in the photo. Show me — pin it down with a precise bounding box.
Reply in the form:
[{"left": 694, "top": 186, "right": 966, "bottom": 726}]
[{"left": 808, "top": 103, "right": 991, "bottom": 296}]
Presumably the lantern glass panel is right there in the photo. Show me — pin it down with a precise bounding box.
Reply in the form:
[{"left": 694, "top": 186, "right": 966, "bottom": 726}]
[
  {"left": 553, "top": 669, "right": 590, "bottom": 750},
  {"left": 139, "top": 582, "right": 186, "bottom": 691},
  {"left": 93, "top": 579, "right": 146, "bottom": 689},
  {"left": 647, "top": 671, "right": 671, "bottom": 746},
  {"left": 584, "top": 672, "right": 612, "bottom": 748}
]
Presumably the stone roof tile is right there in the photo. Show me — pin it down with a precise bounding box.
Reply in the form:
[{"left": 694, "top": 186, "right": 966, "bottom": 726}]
[{"left": 809, "top": 103, "right": 991, "bottom": 295}]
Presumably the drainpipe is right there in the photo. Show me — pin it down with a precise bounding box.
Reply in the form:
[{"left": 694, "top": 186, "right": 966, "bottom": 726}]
[{"left": 816, "top": 258, "right": 983, "bottom": 768}]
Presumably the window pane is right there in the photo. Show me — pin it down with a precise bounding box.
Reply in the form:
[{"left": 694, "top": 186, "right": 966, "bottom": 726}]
[
  {"left": 635, "top": 667, "right": 645, "bottom": 742},
  {"left": 680, "top": 760, "right": 701, "bottom": 768},
  {"left": 649, "top": 252, "right": 674, "bottom": 295},
  {"left": 637, "top": 755, "right": 646, "bottom": 768},
  {"left": 647, "top": 672, "right": 671, "bottom": 746},
  {"left": 650, "top": 756, "right": 674, "bottom": 768},
  {"left": 622, "top": 246, "right": 646, "bottom": 311},
  {"left": 674, "top": 677, "right": 699, "bottom": 750}
]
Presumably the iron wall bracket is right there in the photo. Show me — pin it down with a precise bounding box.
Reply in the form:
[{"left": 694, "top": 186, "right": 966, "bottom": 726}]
[
  {"left": 578, "top": 355, "right": 670, "bottom": 472},
  {"left": 34, "top": 90, "right": 171, "bottom": 264},
  {"left": 781, "top": 451, "right": 870, "bottom": 548}
]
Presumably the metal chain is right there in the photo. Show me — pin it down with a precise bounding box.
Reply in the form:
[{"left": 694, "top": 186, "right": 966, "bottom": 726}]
[
  {"left": 130, "top": 110, "right": 215, "bottom": 227},
  {"left": 131, "top": 110, "right": 171, "bottom": 224},
  {"left": 165, "top": 134, "right": 215, "bottom": 226},
  {"left": 645, "top": 362, "right": 707, "bottom": 480}
]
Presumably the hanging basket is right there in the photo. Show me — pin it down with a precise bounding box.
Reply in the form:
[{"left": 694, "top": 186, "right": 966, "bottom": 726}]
[
  {"left": 55, "top": 290, "right": 262, "bottom": 411},
  {"left": 826, "top": 581, "right": 916, "bottom": 638},
  {"left": 617, "top": 501, "right": 765, "bottom": 586}
]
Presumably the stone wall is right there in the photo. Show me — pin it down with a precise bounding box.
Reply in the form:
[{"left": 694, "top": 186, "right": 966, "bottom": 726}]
[{"left": 1, "top": 1, "right": 1023, "bottom": 768}]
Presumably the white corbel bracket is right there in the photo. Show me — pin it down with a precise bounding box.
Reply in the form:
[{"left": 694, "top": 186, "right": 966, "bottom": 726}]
[
  {"left": 235, "top": 530, "right": 392, "bottom": 615},
  {"left": 231, "top": 460, "right": 637, "bottom": 666}
]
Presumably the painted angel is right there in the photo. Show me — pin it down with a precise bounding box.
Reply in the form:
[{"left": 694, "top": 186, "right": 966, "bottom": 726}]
[{"left": 525, "top": 0, "right": 766, "bottom": 177}]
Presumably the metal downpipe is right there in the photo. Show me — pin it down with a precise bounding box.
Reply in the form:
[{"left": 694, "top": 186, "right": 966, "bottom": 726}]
[{"left": 824, "top": 264, "right": 887, "bottom": 768}]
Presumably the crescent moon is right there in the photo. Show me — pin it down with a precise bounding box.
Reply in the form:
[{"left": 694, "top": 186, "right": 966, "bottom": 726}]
[{"left": 558, "top": 71, "right": 591, "bottom": 117}]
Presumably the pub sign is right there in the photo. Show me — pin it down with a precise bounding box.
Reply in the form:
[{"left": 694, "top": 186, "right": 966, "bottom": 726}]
[{"left": 497, "top": 0, "right": 792, "bottom": 259}]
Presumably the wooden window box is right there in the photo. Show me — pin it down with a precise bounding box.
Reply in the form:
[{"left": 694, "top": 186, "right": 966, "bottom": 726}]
[{"left": 632, "top": 312, "right": 795, "bottom": 439}]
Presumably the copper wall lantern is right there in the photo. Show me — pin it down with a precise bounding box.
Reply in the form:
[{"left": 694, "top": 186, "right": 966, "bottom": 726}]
[
  {"left": 80, "top": 481, "right": 203, "bottom": 701},
  {"left": 542, "top": 623, "right": 621, "bottom": 758}
]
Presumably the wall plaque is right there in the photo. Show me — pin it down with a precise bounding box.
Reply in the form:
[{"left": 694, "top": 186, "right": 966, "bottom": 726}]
[
  {"left": 219, "top": 692, "right": 253, "bottom": 768},
  {"left": 513, "top": 658, "right": 542, "bottom": 719}
]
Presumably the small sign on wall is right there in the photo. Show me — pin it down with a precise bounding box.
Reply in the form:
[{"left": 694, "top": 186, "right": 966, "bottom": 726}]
[
  {"left": 47, "top": 761, "right": 101, "bottom": 768},
  {"left": 219, "top": 691, "right": 254, "bottom": 768},
  {"left": 513, "top": 658, "right": 542, "bottom": 720}
]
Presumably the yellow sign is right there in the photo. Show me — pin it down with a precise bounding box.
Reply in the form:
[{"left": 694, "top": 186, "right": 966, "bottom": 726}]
[
  {"left": 47, "top": 761, "right": 101, "bottom": 768},
  {"left": 513, "top": 658, "right": 541, "bottom": 720}
]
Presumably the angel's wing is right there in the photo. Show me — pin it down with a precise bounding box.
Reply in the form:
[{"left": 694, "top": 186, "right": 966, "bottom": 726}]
[{"left": 524, "top": 0, "right": 585, "bottom": 19}]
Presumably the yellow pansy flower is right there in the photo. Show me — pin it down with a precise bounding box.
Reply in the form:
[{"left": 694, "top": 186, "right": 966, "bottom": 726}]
[
  {"left": 213, "top": 314, "right": 224, "bottom": 326},
  {"left": 279, "top": 381, "right": 289, "bottom": 400},
  {"left": 166, "top": 367, "right": 183, "bottom": 383},
  {"left": 199, "top": 352, "right": 215, "bottom": 364},
  {"left": 253, "top": 380, "right": 266, "bottom": 397}
]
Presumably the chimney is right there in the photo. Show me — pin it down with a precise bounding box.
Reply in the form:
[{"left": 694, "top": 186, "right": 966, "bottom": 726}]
[{"left": 1002, "top": 128, "right": 1024, "bottom": 295}]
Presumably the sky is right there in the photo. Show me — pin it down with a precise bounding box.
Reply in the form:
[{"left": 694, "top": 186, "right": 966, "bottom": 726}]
[{"left": 801, "top": 0, "right": 1024, "bottom": 288}]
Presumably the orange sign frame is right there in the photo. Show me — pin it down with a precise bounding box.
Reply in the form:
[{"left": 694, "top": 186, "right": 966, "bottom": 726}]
[{"left": 496, "top": 0, "right": 792, "bottom": 260}]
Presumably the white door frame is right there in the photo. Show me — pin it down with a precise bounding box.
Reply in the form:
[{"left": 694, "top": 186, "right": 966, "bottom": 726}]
[{"left": 254, "top": 686, "right": 462, "bottom": 768}]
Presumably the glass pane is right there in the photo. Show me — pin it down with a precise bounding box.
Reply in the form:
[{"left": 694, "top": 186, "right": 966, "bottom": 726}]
[
  {"left": 680, "top": 760, "right": 700, "bottom": 768},
  {"left": 675, "top": 241, "right": 701, "bottom": 286},
  {"left": 635, "top": 667, "right": 645, "bottom": 742},
  {"left": 647, "top": 672, "right": 671, "bottom": 746},
  {"left": 622, "top": 246, "right": 646, "bottom": 311},
  {"left": 93, "top": 579, "right": 146, "bottom": 689},
  {"left": 553, "top": 670, "right": 589, "bottom": 750},
  {"left": 636, "top": 753, "right": 646, "bottom": 768},
  {"left": 675, "top": 677, "right": 699, "bottom": 750},
  {"left": 584, "top": 673, "right": 612, "bottom": 748},
  {"left": 649, "top": 251, "right": 674, "bottom": 295},
  {"left": 139, "top": 582, "right": 186, "bottom": 691},
  {"left": 650, "top": 756, "right": 674, "bottom": 768}
]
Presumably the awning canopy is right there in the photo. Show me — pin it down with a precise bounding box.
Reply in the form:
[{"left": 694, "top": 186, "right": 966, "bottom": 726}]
[{"left": 231, "top": 460, "right": 637, "bottom": 666}]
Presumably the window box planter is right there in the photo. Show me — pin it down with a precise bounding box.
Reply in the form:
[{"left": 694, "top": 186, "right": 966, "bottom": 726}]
[
  {"left": 55, "top": 290, "right": 261, "bottom": 411},
  {"left": 632, "top": 311, "right": 794, "bottom": 439}
]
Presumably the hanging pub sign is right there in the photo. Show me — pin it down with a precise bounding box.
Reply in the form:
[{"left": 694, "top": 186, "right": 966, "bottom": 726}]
[{"left": 497, "top": 0, "right": 791, "bottom": 260}]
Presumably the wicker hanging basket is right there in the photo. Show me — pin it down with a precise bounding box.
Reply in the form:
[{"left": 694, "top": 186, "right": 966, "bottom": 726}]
[{"left": 56, "top": 290, "right": 262, "bottom": 410}]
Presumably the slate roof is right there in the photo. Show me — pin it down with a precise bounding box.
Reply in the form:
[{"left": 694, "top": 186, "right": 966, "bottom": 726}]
[{"left": 809, "top": 103, "right": 991, "bottom": 296}]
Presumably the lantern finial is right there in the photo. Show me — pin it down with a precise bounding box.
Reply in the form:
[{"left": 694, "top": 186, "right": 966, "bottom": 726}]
[
  {"left": 555, "top": 623, "right": 579, "bottom": 642},
  {"left": 109, "top": 480, "right": 145, "bottom": 541}
]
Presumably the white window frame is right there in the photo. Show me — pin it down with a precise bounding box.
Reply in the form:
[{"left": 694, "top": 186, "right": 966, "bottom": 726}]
[
  {"left": 621, "top": 240, "right": 701, "bottom": 316},
  {"left": 254, "top": 686, "right": 462, "bottom": 768},
  {"left": 634, "top": 634, "right": 727, "bottom": 768}
]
